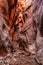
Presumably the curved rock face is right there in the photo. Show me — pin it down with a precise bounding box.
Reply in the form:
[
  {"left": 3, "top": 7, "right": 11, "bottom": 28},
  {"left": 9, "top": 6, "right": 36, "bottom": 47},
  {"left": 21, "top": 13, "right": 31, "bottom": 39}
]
[
  {"left": 32, "top": 0, "right": 43, "bottom": 55},
  {"left": 0, "top": 0, "right": 13, "bottom": 53},
  {"left": 17, "top": 0, "right": 37, "bottom": 54},
  {"left": 0, "top": 0, "right": 38, "bottom": 55}
]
